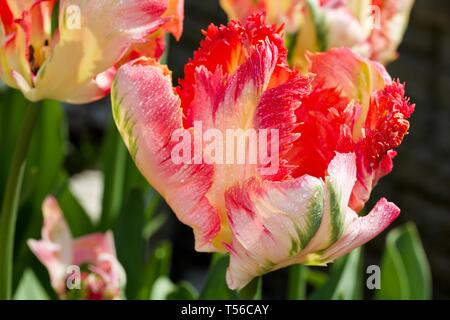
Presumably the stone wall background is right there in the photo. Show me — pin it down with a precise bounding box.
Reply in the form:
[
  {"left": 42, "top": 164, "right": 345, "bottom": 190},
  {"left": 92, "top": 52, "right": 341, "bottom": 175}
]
[{"left": 65, "top": 0, "right": 450, "bottom": 298}]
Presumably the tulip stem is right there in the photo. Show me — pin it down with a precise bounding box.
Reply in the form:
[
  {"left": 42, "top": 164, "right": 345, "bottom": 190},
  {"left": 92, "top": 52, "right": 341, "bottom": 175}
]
[{"left": 0, "top": 101, "right": 41, "bottom": 300}]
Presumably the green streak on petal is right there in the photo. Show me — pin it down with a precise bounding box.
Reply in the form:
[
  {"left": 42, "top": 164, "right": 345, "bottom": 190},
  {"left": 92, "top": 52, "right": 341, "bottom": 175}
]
[
  {"left": 289, "top": 185, "right": 324, "bottom": 256},
  {"left": 111, "top": 81, "right": 138, "bottom": 159},
  {"left": 327, "top": 181, "right": 345, "bottom": 243},
  {"left": 300, "top": 186, "right": 324, "bottom": 247}
]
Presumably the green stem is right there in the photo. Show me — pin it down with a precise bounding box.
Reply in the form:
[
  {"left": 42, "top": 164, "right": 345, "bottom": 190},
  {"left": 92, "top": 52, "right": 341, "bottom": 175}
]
[
  {"left": 287, "top": 265, "right": 309, "bottom": 300},
  {"left": 0, "top": 101, "right": 40, "bottom": 300}
]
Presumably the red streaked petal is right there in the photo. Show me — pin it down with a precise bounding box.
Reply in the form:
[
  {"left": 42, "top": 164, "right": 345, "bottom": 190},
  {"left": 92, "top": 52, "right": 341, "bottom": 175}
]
[
  {"left": 287, "top": 85, "right": 357, "bottom": 179},
  {"left": 350, "top": 80, "right": 414, "bottom": 211},
  {"left": 255, "top": 73, "right": 313, "bottom": 180},
  {"left": 112, "top": 58, "right": 220, "bottom": 252},
  {"left": 177, "top": 13, "right": 288, "bottom": 116}
]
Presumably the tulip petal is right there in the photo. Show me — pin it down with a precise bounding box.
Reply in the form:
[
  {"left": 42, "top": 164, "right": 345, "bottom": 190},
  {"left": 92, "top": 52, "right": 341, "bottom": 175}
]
[
  {"left": 224, "top": 153, "right": 396, "bottom": 289},
  {"left": 112, "top": 58, "right": 220, "bottom": 252},
  {"left": 319, "top": 198, "right": 400, "bottom": 262},
  {"left": 308, "top": 48, "right": 391, "bottom": 139},
  {"left": 72, "top": 231, "right": 116, "bottom": 266},
  {"left": 225, "top": 174, "right": 324, "bottom": 289},
  {"left": 163, "top": 0, "right": 184, "bottom": 40},
  {"left": 27, "top": 196, "right": 73, "bottom": 294},
  {"left": 30, "top": 0, "right": 168, "bottom": 103}
]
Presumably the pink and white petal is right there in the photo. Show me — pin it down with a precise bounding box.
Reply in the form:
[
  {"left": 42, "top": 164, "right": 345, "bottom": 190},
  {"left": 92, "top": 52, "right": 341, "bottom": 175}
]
[
  {"left": 27, "top": 239, "right": 68, "bottom": 295},
  {"left": 318, "top": 198, "right": 400, "bottom": 262},
  {"left": 72, "top": 231, "right": 116, "bottom": 266},
  {"left": 27, "top": 196, "right": 74, "bottom": 294},
  {"left": 32, "top": 0, "right": 168, "bottom": 103},
  {"left": 40, "top": 196, "right": 73, "bottom": 264},
  {"left": 191, "top": 40, "right": 290, "bottom": 238},
  {"left": 224, "top": 175, "right": 325, "bottom": 289},
  {"left": 112, "top": 58, "right": 220, "bottom": 252}
]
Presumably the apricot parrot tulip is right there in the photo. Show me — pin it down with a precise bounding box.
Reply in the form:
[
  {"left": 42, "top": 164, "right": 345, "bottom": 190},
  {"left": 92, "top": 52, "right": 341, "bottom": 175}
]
[{"left": 111, "top": 15, "right": 414, "bottom": 289}]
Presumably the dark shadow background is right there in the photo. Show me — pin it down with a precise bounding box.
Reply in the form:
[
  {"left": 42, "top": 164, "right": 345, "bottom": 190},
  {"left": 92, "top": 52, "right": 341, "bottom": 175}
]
[{"left": 64, "top": 0, "right": 450, "bottom": 299}]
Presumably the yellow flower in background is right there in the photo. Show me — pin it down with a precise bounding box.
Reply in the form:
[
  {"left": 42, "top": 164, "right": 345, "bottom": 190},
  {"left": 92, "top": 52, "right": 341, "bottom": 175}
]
[{"left": 0, "top": 0, "right": 184, "bottom": 104}]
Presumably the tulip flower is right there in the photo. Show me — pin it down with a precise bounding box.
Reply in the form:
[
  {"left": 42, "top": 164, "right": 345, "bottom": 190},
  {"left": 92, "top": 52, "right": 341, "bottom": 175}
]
[
  {"left": 0, "top": 0, "right": 184, "bottom": 103},
  {"left": 220, "top": 0, "right": 415, "bottom": 67},
  {"left": 28, "top": 197, "right": 126, "bottom": 300},
  {"left": 111, "top": 14, "right": 414, "bottom": 289}
]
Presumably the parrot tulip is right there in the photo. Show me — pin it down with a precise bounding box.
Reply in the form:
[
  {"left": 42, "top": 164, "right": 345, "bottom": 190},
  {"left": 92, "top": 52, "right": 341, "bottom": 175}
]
[
  {"left": 28, "top": 196, "right": 126, "bottom": 300},
  {"left": 111, "top": 14, "right": 414, "bottom": 289},
  {"left": 0, "top": 0, "right": 184, "bottom": 103}
]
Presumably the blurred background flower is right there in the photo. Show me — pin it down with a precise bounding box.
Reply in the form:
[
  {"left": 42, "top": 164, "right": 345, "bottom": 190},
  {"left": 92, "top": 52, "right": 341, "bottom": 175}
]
[
  {"left": 220, "top": 0, "right": 415, "bottom": 68},
  {"left": 0, "top": 0, "right": 182, "bottom": 103},
  {"left": 28, "top": 196, "right": 125, "bottom": 300}
]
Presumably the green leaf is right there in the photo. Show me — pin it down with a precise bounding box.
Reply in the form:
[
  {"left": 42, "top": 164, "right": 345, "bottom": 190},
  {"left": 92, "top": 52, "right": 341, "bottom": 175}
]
[
  {"left": 25, "top": 99, "right": 66, "bottom": 205},
  {"left": 376, "top": 223, "right": 432, "bottom": 300},
  {"left": 114, "top": 189, "right": 146, "bottom": 299},
  {"left": 199, "top": 254, "right": 238, "bottom": 300},
  {"left": 14, "top": 269, "right": 49, "bottom": 300},
  {"left": 100, "top": 121, "right": 127, "bottom": 230},
  {"left": 310, "top": 247, "right": 363, "bottom": 300},
  {"left": 10, "top": 99, "right": 67, "bottom": 294},
  {"left": 138, "top": 241, "right": 172, "bottom": 300},
  {"left": 287, "top": 265, "right": 309, "bottom": 300},
  {"left": 0, "top": 90, "right": 28, "bottom": 197}
]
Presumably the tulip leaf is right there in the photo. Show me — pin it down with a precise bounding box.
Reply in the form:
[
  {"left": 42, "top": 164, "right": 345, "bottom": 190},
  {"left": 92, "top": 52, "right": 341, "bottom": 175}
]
[
  {"left": 138, "top": 241, "right": 172, "bottom": 300},
  {"left": 199, "top": 254, "right": 238, "bottom": 300},
  {"left": 0, "top": 90, "right": 28, "bottom": 197},
  {"left": 287, "top": 265, "right": 309, "bottom": 300},
  {"left": 10, "top": 98, "right": 68, "bottom": 293},
  {"left": 376, "top": 223, "right": 432, "bottom": 300},
  {"left": 310, "top": 247, "right": 363, "bottom": 300},
  {"left": 25, "top": 100, "right": 66, "bottom": 205},
  {"left": 14, "top": 269, "right": 49, "bottom": 300},
  {"left": 114, "top": 189, "right": 146, "bottom": 299},
  {"left": 100, "top": 121, "right": 127, "bottom": 230}
]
